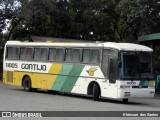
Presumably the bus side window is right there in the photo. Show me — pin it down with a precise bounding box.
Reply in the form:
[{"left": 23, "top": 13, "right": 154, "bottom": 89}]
[
  {"left": 72, "top": 49, "right": 80, "bottom": 62},
  {"left": 91, "top": 49, "right": 99, "bottom": 64},
  {"left": 20, "top": 47, "right": 26, "bottom": 60},
  {"left": 65, "top": 48, "right": 81, "bottom": 62},
  {"left": 65, "top": 48, "right": 72, "bottom": 62},
  {"left": 55, "top": 48, "right": 64, "bottom": 62},
  {"left": 82, "top": 49, "right": 99, "bottom": 64},
  {"left": 40, "top": 48, "right": 47, "bottom": 61},
  {"left": 26, "top": 48, "right": 33, "bottom": 60},
  {"left": 82, "top": 49, "right": 90, "bottom": 63},
  {"left": 6, "top": 47, "right": 19, "bottom": 59},
  {"left": 34, "top": 48, "right": 41, "bottom": 60},
  {"left": 12, "top": 47, "right": 19, "bottom": 59},
  {"left": 49, "top": 48, "right": 56, "bottom": 61},
  {"left": 6, "top": 47, "right": 13, "bottom": 59}
]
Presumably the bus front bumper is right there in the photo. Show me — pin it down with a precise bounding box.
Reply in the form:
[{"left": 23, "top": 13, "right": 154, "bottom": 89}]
[{"left": 117, "top": 88, "right": 155, "bottom": 98}]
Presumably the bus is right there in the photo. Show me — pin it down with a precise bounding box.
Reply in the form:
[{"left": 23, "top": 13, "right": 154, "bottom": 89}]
[{"left": 3, "top": 41, "right": 155, "bottom": 103}]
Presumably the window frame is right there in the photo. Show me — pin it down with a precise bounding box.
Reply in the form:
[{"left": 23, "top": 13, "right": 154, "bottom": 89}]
[
  {"left": 48, "top": 48, "right": 56, "bottom": 62},
  {"left": 101, "top": 48, "right": 119, "bottom": 81},
  {"left": 6, "top": 46, "right": 20, "bottom": 60},
  {"left": 48, "top": 47, "right": 65, "bottom": 62},
  {"left": 25, "top": 47, "right": 34, "bottom": 61},
  {"left": 64, "top": 48, "right": 81, "bottom": 63},
  {"left": 82, "top": 48, "right": 100, "bottom": 64},
  {"left": 33, "top": 47, "right": 48, "bottom": 61},
  {"left": 20, "top": 47, "right": 27, "bottom": 60}
]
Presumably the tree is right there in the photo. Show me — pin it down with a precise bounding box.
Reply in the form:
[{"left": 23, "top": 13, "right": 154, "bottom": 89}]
[
  {"left": 9, "top": 0, "right": 57, "bottom": 40},
  {"left": 116, "top": 0, "right": 160, "bottom": 42},
  {"left": 0, "top": 0, "right": 20, "bottom": 32},
  {"left": 2, "top": 0, "right": 160, "bottom": 42}
]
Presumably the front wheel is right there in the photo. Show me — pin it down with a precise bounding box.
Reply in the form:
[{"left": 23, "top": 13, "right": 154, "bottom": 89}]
[
  {"left": 93, "top": 84, "right": 100, "bottom": 101},
  {"left": 122, "top": 98, "right": 128, "bottom": 103}
]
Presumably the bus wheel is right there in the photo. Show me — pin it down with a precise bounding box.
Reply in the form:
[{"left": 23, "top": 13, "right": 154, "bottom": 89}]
[
  {"left": 23, "top": 76, "right": 32, "bottom": 92},
  {"left": 122, "top": 98, "right": 128, "bottom": 103},
  {"left": 93, "top": 83, "right": 100, "bottom": 101}
]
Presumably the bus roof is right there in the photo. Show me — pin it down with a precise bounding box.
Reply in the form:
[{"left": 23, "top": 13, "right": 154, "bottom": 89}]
[
  {"left": 6, "top": 41, "right": 153, "bottom": 52},
  {"left": 102, "top": 42, "right": 153, "bottom": 52}
]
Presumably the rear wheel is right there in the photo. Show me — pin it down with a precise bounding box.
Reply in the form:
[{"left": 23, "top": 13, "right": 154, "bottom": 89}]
[
  {"left": 122, "top": 98, "right": 128, "bottom": 103},
  {"left": 93, "top": 84, "right": 100, "bottom": 101},
  {"left": 23, "top": 76, "right": 35, "bottom": 92}
]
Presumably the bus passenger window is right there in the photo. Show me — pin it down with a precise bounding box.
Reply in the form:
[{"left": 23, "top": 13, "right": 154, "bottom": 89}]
[
  {"left": 6, "top": 47, "right": 19, "bottom": 59},
  {"left": 40, "top": 48, "right": 47, "bottom": 61},
  {"left": 65, "top": 48, "right": 80, "bottom": 62},
  {"left": 12, "top": 48, "right": 19, "bottom": 59},
  {"left": 6, "top": 47, "right": 13, "bottom": 59},
  {"left": 20, "top": 48, "right": 26, "bottom": 60},
  {"left": 49, "top": 48, "right": 56, "bottom": 61},
  {"left": 55, "top": 48, "right": 64, "bottom": 62},
  {"left": 82, "top": 49, "right": 99, "bottom": 64},
  {"left": 91, "top": 50, "right": 99, "bottom": 64},
  {"left": 72, "top": 49, "right": 80, "bottom": 62},
  {"left": 65, "top": 49, "right": 72, "bottom": 62},
  {"left": 34, "top": 48, "right": 41, "bottom": 60},
  {"left": 26, "top": 48, "right": 33, "bottom": 60},
  {"left": 82, "top": 49, "right": 90, "bottom": 63}
]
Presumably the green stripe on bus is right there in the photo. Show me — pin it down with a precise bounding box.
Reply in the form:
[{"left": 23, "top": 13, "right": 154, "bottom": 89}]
[
  {"left": 61, "top": 64, "right": 84, "bottom": 92},
  {"left": 51, "top": 64, "right": 73, "bottom": 91}
]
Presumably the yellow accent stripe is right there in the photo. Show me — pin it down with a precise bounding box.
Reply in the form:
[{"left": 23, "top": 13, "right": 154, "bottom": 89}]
[
  {"left": 47, "top": 64, "right": 63, "bottom": 89},
  {"left": 3, "top": 64, "right": 63, "bottom": 89},
  {"left": 48, "top": 64, "right": 62, "bottom": 74}
]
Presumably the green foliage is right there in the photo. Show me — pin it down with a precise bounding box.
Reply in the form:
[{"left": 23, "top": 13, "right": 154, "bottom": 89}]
[{"left": 1, "top": 0, "right": 160, "bottom": 42}]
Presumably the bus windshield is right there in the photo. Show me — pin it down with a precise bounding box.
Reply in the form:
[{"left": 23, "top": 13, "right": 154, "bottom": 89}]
[{"left": 120, "top": 51, "right": 153, "bottom": 79}]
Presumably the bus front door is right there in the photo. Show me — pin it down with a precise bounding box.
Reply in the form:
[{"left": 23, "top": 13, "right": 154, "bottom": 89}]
[{"left": 108, "top": 57, "right": 118, "bottom": 98}]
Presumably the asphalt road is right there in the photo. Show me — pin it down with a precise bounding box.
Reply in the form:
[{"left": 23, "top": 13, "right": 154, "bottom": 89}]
[{"left": 0, "top": 81, "right": 160, "bottom": 119}]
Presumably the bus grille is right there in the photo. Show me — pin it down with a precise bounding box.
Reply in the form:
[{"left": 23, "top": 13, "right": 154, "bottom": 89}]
[{"left": 6, "top": 71, "right": 13, "bottom": 83}]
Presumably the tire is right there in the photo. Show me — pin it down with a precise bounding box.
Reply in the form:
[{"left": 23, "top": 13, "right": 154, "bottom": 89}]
[
  {"left": 23, "top": 76, "right": 33, "bottom": 92},
  {"left": 122, "top": 98, "right": 128, "bottom": 103},
  {"left": 93, "top": 83, "right": 100, "bottom": 101}
]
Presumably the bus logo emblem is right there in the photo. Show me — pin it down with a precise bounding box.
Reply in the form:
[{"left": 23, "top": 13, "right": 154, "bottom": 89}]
[
  {"left": 86, "top": 68, "right": 97, "bottom": 76},
  {"left": 127, "top": 82, "right": 136, "bottom": 85}
]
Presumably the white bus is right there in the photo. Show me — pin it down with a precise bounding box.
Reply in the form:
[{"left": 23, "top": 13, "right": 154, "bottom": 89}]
[{"left": 3, "top": 41, "right": 155, "bottom": 103}]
